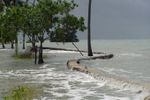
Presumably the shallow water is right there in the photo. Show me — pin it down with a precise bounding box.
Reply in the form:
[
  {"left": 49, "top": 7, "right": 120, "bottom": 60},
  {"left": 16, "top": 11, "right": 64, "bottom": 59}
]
[
  {"left": 0, "top": 39, "right": 150, "bottom": 100},
  {"left": 80, "top": 39, "right": 150, "bottom": 83}
]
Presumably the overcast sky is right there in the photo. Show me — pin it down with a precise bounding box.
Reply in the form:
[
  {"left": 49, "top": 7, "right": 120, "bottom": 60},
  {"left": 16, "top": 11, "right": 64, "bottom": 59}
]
[{"left": 74, "top": 0, "right": 150, "bottom": 39}]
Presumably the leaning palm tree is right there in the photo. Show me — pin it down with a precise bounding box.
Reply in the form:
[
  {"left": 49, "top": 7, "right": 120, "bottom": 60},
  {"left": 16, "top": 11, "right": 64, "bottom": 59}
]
[{"left": 87, "top": 0, "right": 93, "bottom": 56}]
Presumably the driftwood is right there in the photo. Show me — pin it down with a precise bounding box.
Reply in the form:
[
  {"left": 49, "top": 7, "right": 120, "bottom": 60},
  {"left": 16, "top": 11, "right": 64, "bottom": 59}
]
[
  {"left": 67, "top": 54, "right": 113, "bottom": 73},
  {"left": 42, "top": 47, "right": 105, "bottom": 54},
  {"left": 78, "top": 54, "right": 113, "bottom": 62},
  {"left": 67, "top": 59, "right": 89, "bottom": 73},
  {"left": 144, "top": 95, "right": 150, "bottom": 100}
]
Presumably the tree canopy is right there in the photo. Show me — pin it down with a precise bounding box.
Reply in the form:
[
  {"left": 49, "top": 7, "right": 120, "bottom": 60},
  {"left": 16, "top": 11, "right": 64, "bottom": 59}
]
[{"left": 0, "top": 0, "right": 86, "bottom": 64}]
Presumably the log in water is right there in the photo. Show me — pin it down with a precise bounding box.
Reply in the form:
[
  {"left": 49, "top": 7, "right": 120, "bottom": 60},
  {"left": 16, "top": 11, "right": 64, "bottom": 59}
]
[{"left": 42, "top": 47, "right": 105, "bottom": 54}]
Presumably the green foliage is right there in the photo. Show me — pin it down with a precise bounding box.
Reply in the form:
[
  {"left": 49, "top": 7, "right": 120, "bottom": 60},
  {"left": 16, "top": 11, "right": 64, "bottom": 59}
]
[
  {"left": 0, "top": 0, "right": 86, "bottom": 44},
  {"left": 0, "top": 0, "right": 86, "bottom": 63},
  {"left": 51, "top": 14, "right": 86, "bottom": 42},
  {"left": 3, "top": 86, "right": 38, "bottom": 100},
  {"left": 0, "top": 1, "right": 4, "bottom": 12},
  {"left": 0, "top": 7, "right": 19, "bottom": 45}
]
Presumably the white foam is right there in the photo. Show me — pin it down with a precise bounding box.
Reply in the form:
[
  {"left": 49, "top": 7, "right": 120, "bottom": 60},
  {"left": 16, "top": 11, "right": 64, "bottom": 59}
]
[
  {"left": 40, "top": 64, "right": 49, "bottom": 69},
  {"left": 0, "top": 70, "right": 16, "bottom": 78},
  {"left": 0, "top": 65, "right": 149, "bottom": 100},
  {"left": 103, "top": 95, "right": 130, "bottom": 100},
  {"left": 0, "top": 49, "right": 11, "bottom": 51},
  {"left": 88, "top": 71, "right": 149, "bottom": 93},
  {"left": 42, "top": 71, "right": 106, "bottom": 99},
  {"left": 67, "top": 71, "right": 97, "bottom": 83},
  {"left": 40, "top": 97, "right": 47, "bottom": 100}
]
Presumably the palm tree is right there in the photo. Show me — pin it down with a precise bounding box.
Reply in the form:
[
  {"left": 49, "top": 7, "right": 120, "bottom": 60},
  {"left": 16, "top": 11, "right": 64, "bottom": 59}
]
[{"left": 87, "top": 0, "right": 93, "bottom": 56}]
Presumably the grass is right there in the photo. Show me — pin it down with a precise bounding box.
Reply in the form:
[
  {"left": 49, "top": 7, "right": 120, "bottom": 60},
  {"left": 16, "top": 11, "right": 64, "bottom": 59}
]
[{"left": 3, "top": 85, "right": 39, "bottom": 100}]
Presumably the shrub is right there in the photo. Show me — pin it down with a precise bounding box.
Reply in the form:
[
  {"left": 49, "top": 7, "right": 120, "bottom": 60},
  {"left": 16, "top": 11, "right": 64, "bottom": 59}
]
[{"left": 3, "top": 86, "right": 38, "bottom": 100}]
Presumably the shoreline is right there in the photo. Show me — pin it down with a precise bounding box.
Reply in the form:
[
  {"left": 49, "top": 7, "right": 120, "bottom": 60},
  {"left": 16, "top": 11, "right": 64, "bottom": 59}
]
[{"left": 67, "top": 54, "right": 150, "bottom": 100}]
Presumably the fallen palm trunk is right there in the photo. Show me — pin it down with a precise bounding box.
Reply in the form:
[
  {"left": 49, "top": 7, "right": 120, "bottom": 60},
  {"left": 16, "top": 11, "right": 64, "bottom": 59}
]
[
  {"left": 67, "top": 54, "right": 115, "bottom": 77},
  {"left": 144, "top": 95, "right": 150, "bottom": 100},
  {"left": 42, "top": 47, "right": 104, "bottom": 54},
  {"left": 78, "top": 54, "right": 113, "bottom": 61}
]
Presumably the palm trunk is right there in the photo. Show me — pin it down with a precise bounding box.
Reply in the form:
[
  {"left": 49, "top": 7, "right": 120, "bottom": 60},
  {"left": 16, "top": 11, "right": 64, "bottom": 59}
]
[
  {"left": 38, "top": 41, "right": 44, "bottom": 64},
  {"left": 2, "top": 42, "right": 5, "bottom": 48},
  {"left": 1, "top": 34, "right": 5, "bottom": 48},
  {"left": 22, "top": 33, "right": 25, "bottom": 49},
  {"left": 13, "top": 0, "right": 16, "bottom": 6},
  {"left": 33, "top": 0, "right": 36, "bottom": 6},
  {"left": 32, "top": 34, "right": 36, "bottom": 51},
  {"left": 26, "top": 0, "right": 29, "bottom": 3},
  {"left": 15, "top": 36, "right": 18, "bottom": 55},
  {"left": 87, "top": 0, "right": 93, "bottom": 56},
  {"left": 11, "top": 41, "right": 14, "bottom": 49},
  {"left": 34, "top": 46, "right": 37, "bottom": 64}
]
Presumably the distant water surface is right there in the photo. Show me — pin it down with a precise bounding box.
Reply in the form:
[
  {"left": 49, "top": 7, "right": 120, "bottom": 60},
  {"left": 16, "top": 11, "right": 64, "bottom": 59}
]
[{"left": 79, "top": 39, "right": 150, "bottom": 83}]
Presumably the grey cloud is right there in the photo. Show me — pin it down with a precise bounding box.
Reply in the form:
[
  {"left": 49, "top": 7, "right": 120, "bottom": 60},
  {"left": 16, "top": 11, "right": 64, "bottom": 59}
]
[{"left": 74, "top": 0, "right": 150, "bottom": 39}]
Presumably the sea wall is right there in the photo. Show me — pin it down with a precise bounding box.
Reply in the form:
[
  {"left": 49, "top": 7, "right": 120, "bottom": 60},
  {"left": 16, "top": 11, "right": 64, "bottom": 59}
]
[{"left": 67, "top": 54, "right": 150, "bottom": 100}]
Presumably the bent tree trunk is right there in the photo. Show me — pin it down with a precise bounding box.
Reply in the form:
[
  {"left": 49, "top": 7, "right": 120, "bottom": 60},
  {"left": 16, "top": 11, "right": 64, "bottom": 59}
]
[
  {"left": 38, "top": 41, "right": 44, "bottom": 64},
  {"left": 88, "top": 0, "right": 93, "bottom": 56}
]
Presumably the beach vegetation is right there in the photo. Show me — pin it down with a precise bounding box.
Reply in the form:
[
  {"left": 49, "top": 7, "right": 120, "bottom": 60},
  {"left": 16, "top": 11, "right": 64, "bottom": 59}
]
[
  {"left": 3, "top": 85, "right": 39, "bottom": 100},
  {"left": 0, "top": 0, "right": 86, "bottom": 64}
]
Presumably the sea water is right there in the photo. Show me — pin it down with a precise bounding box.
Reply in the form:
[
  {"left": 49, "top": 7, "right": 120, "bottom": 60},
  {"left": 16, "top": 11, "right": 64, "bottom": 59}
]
[
  {"left": 0, "top": 39, "right": 149, "bottom": 100},
  {"left": 80, "top": 39, "right": 150, "bottom": 82}
]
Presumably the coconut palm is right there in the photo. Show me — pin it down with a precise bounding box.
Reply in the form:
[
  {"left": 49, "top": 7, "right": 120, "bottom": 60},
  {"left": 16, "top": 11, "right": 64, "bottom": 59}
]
[{"left": 87, "top": 0, "right": 93, "bottom": 56}]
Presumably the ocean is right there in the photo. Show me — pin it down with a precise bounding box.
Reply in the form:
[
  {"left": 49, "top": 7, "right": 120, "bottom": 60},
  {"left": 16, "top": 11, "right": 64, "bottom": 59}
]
[{"left": 0, "top": 39, "right": 149, "bottom": 100}]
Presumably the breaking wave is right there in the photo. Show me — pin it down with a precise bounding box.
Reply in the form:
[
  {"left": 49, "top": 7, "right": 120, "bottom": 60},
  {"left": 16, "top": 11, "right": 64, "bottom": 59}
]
[
  {"left": 0, "top": 63, "right": 150, "bottom": 100},
  {"left": 0, "top": 49, "right": 11, "bottom": 51}
]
